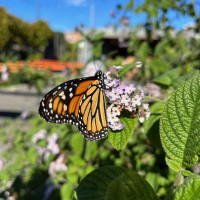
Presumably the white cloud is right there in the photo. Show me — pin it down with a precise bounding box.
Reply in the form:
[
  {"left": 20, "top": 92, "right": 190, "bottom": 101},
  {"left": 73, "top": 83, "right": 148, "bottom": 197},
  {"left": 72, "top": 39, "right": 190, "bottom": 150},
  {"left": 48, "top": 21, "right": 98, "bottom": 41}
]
[{"left": 66, "top": 0, "right": 87, "bottom": 6}]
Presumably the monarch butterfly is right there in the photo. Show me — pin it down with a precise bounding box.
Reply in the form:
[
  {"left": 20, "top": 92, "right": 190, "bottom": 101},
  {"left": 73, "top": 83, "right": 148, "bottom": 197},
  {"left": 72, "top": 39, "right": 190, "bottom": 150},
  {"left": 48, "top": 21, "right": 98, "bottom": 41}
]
[{"left": 39, "top": 70, "right": 108, "bottom": 141}]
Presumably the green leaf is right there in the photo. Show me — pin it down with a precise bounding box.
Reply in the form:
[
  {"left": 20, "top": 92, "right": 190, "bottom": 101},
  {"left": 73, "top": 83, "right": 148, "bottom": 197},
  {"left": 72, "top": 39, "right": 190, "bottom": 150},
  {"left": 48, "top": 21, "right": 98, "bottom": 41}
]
[
  {"left": 144, "top": 102, "right": 164, "bottom": 148},
  {"left": 70, "top": 133, "right": 84, "bottom": 156},
  {"left": 92, "top": 42, "right": 103, "bottom": 58},
  {"left": 180, "top": 169, "right": 194, "bottom": 177},
  {"left": 153, "top": 68, "right": 179, "bottom": 86},
  {"left": 165, "top": 157, "right": 182, "bottom": 172},
  {"left": 61, "top": 183, "right": 74, "bottom": 200},
  {"left": 160, "top": 72, "right": 200, "bottom": 168},
  {"left": 166, "top": 175, "right": 200, "bottom": 200},
  {"left": 149, "top": 6, "right": 158, "bottom": 17},
  {"left": 137, "top": 42, "right": 151, "bottom": 61},
  {"left": 69, "top": 155, "right": 86, "bottom": 167},
  {"left": 148, "top": 59, "right": 170, "bottom": 77},
  {"left": 91, "top": 32, "right": 104, "bottom": 42},
  {"left": 171, "top": 70, "right": 198, "bottom": 88},
  {"left": 117, "top": 62, "right": 137, "bottom": 78},
  {"left": 124, "top": 0, "right": 134, "bottom": 10},
  {"left": 108, "top": 117, "right": 138, "bottom": 150},
  {"left": 146, "top": 172, "right": 158, "bottom": 190},
  {"left": 76, "top": 166, "right": 159, "bottom": 200},
  {"left": 84, "top": 141, "right": 98, "bottom": 161}
]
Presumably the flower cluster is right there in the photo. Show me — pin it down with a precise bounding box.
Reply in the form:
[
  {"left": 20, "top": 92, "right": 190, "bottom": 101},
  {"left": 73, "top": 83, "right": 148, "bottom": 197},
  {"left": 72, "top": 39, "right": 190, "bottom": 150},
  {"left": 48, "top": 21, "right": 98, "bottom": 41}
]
[
  {"left": 32, "top": 130, "right": 60, "bottom": 160},
  {"left": 105, "top": 65, "right": 150, "bottom": 131}
]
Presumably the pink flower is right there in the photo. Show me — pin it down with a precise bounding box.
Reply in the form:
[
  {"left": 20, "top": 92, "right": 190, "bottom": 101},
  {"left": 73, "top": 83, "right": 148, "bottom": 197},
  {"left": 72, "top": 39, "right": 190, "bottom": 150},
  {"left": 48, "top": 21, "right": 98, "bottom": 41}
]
[
  {"left": 48, "top": 154, "right": 68, "bottom": 177},
  {"left": 32, "top": 129, "right": 47, "bottom": 143},
  {"left": 47, "top": 133, "right": 60, "bottom": 155}
]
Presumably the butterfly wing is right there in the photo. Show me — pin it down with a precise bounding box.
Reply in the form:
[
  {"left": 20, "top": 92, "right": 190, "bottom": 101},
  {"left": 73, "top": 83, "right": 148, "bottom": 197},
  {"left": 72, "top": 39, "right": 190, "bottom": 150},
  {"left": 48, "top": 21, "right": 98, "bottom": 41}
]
[
  {"left": 39, "top": 74, "right": 108, "bottom": 141},
  {"left": 77, "top": 81, "right": 108, "bottom": 140}
]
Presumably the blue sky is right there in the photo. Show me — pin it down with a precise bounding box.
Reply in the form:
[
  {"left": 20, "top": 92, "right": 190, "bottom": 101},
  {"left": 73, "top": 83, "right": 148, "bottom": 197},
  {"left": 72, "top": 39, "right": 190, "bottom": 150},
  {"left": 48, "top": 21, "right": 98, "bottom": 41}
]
[{"left": 0, "top": 0, "right": 198, "bottom": 33}]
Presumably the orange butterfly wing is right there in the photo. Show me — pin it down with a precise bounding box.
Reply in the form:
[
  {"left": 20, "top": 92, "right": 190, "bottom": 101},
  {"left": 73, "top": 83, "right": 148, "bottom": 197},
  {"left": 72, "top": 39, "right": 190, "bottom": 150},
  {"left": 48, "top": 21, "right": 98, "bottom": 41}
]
[{"left": 39, "top": 71, "right": 108, "bottom": 141}]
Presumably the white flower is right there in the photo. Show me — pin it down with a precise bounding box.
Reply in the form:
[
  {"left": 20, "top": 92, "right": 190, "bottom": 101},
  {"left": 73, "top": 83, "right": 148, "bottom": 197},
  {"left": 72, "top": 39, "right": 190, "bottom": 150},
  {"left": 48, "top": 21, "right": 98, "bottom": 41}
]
[
  {"left": 132, "top": 95, "right": 142, "bottom": 106},
  {"left": 48, "top": 154, "right": 68, "bottom": 177},
  {"left": 145, "top": 111, "right": 151, "bottom": 119},
  {"left": 1, "top": 65, "right": 9, "bottom": 81},
  {"left": 0, "top": 158, "right": 5, "bottom": 171},
  {"left": 32, "top": 129, "right": 47, "bottom": 143},
  {"left": 110, "top": 122, "right": 125, "bottom": 131},
  {"left": 108, "top": 115, "right": 119, "bottom": 124},
  {"left": 125, "top": 84, "right": 136, "bottom": 94},
  {"left": 121, "top": 94, "right": 130, "bottom": 106},
  {"left": 138, "top": 116, "right": 145, "bottom": 123},
  {"left": 136, "top": 61, "right": 142, "bottom": 68},
  {"left": 115, "top": 65, "right": 122, "bottom": 69},
  {"left": 47, "top": 133, "right": 60, "bottom": 155}
]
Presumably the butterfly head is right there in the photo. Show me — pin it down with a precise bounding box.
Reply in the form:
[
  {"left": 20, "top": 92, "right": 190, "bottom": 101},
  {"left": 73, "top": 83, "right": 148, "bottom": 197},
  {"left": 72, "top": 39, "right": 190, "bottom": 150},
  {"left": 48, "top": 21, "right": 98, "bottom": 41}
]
[{"left": 95, "top": 70, "right": 107, "bottom": 89}]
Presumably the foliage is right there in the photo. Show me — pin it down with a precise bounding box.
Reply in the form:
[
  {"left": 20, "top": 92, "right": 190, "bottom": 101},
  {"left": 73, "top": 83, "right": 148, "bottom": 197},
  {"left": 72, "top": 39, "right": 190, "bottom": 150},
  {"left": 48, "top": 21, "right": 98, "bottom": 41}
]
[
  {"left": 61, "top": 41, "right": 81, "bottom": 62},
  {"left": 1, "top": 0, "right": 200, "bottom": 199},
  {"left": 8, "top": 64, "right": 51, "bottom": 94},
  {"left": 0, "top": 7, "right": 53, "bottom": 60}
]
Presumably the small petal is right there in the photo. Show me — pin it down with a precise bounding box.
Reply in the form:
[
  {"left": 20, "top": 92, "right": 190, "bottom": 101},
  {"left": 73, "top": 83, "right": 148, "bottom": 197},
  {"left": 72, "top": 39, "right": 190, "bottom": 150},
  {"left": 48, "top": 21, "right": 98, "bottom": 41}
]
[{"left": 136, "top": 61, "right": 142, "bottom": 68}]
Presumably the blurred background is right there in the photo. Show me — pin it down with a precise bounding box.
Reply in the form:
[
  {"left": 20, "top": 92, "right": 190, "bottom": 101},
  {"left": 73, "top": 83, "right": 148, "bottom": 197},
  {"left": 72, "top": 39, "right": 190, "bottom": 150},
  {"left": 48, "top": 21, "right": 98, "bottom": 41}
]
[{"left": 0, "top": 0, "right": 200, "bottom": 199}]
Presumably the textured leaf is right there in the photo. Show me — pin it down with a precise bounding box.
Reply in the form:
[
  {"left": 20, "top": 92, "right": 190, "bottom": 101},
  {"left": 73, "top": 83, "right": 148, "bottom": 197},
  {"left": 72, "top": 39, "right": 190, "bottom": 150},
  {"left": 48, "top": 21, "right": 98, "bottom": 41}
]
[
  {"left": 117, "top": 62, "right": 137, "bottom": 78},
  {"left": 108, "top": 117, "right": 138, "bottom": 150},
  {"left": 180, "top": 169, "right": 194, "bottom": 177},
  {"left": 160, "top": 73, "right": 200, "bottom": 168},
  {"left": 76, "top": 166, "right": 159, "bottom": 200},
  {"left": 165, "top": 157, "right": 182, "bottom": 172},
  {"left": 172, "top": 70, "right": 198, "bottom": 88},
  {"left": 166, "top": 175, "right": 200, "bottom": 200}
]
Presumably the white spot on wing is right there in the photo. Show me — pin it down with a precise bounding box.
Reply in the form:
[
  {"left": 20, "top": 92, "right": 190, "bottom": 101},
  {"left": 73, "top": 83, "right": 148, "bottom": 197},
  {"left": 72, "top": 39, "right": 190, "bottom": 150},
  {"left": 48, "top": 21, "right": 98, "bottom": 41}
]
[
  {"left": 59, "top": 91, "right": 64, "bottom": 96},
  {"left": 63, "top": 104, "right": 67, "bottom": 111},
  {"left": 62, "top": 95, "right": 66, "bottom": 100}
]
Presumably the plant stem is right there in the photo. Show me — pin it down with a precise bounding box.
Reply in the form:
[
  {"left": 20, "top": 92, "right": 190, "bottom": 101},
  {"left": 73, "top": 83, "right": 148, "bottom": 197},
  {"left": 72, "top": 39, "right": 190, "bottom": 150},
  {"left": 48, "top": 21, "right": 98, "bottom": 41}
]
[
  {"left": 174, "top": 171, "right": 184, "bottom": 188},
  {"left": 143, "top": 96, "right": 167, "bottom": 103}
]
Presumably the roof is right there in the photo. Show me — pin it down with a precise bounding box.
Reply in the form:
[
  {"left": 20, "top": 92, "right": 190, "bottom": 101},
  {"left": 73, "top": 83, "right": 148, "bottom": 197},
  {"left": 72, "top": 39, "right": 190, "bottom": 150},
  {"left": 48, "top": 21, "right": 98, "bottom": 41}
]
[{"left": 0, "top": 60, "right": 83, "bottom": 73}]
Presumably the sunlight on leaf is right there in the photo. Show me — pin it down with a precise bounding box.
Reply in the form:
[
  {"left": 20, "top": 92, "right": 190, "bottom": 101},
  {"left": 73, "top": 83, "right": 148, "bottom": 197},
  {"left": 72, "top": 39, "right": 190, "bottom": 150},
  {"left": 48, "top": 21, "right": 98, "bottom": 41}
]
[
  {"left": 160, "top": 73, "right": 200, "bottom": 168},
  {"left": 108, "top": 117, "right": 138, "bottom": 150}
]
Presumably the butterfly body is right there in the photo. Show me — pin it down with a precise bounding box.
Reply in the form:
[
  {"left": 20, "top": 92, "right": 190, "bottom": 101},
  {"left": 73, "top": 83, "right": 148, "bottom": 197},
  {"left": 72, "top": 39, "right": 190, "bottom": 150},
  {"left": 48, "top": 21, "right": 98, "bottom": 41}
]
[{"left": 39, "top": 71, "right": 108, "bottom": 141}]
